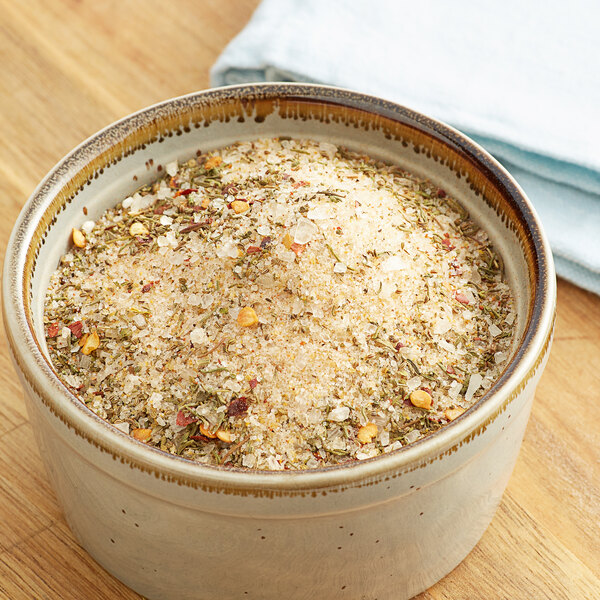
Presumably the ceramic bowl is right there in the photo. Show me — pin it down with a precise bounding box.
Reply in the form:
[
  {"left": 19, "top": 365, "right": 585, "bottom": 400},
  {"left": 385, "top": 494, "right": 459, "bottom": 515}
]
[{"left": 2, "top": 84, "right": 556, "bottom": 600}]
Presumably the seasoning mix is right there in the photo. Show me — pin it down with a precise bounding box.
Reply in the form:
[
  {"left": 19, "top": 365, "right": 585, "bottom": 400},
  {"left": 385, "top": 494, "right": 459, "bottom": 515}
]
[{"left": 44, "top": 138, "right": 516, "bottom": 470}]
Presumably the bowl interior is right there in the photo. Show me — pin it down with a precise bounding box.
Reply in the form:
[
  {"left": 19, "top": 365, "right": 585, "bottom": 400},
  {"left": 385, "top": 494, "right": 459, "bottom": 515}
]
[{"left": 9, "top": 84, "right": 551, "bottom": 478}]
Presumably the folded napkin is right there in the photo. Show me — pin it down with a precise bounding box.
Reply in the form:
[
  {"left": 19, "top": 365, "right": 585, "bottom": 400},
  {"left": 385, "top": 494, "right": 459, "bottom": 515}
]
[{"left": 211, "top": 0, "right": 600, "bottom": 294}]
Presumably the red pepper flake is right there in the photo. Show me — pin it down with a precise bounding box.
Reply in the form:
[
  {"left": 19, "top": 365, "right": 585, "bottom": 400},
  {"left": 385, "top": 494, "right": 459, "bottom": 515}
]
[
  {"left": 395, "top": 341, "right": 406, "bottom": 351},
  {"left": 437, "top": 188, "right": 447, "bottom": 198},
  {"left": 449, "top": 260, "right": 463, "bottom": 277},
  {"left": 169, "top": 176, "right": 178, "bottom": 188},
  {"left": 446, "top": 365, "right": 456, "bottom": 375},
  {"left": 246, "top": 245, "right": 262, "bottom": 255},
  {"left": 249, "top": 378, "right": 258, "bottom": 390},
  {"left": 190, "top": 434, "right": 210, "bottom": 442},
  {"left": 153, "top": 204, "right": 168, "bottom": 215},
  {"left": 174, "top": 188, "right": 198, "bottom": 197},
  {"left": 176, "top": 410, "right": 198, "bottom": 427},
  {"left": 290, "top": 242, "right": 306, "bottom": 256},
  {"left": 260, "top": 236, "right": 272, "bottom": 248},
  {"left": 141, "top": 283, "right": 154, "bottom": 293},
  {"left": 420, "top": 386, "right": 433, "bottom": 396},
  {"left": 47, "top": 323, "right": 59, "bottom": 338},
  {"left": 442, "top": 234, "right": 455, "bottom": 251},
  {"left": 293, "top": 180, "right": 309, "bottom": 189},
  {"left": 227, "top": 397, "right": 249, "bottom": 418},
  {"left": 68, "top": 321, "right": 84, "bottom": 339},
  {"left": 455, "top": 292, "right": 470, "bottom": 305}
]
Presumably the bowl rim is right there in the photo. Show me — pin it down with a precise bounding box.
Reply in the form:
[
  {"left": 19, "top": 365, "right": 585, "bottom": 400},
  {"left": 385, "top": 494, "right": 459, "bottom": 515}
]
[{"left": 3, "top": 82, "right": 556, "bottom": 492}]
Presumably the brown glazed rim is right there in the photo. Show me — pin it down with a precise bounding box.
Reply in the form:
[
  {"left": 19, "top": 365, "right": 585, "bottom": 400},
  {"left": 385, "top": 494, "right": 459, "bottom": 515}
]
[{"left": 3, "top": 84, "right": 556, "bottom": 494}]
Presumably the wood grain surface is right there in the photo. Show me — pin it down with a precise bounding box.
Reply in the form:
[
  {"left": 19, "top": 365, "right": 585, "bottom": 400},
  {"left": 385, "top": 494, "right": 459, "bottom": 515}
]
[{"left": 0, "top": 2, "right": 598, "bottom": 598}]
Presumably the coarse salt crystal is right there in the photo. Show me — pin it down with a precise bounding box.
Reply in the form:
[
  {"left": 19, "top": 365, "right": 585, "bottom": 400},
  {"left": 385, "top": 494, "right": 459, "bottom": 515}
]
[
  {"left": 122, "top": 196, "right": 134, "bottom": 209},
  {"left": 333, "top": 262, "right": 347, "bottom": 273},
  {"left": 166, "top": 160, "right": 178, "bottom": 176},
  {"left": 379, "top": 281, "right": 396, "bottom": 299},
  {"left": 157, "top": 186, "right": 171, "bottom": 200},
  {"left": 157, "top": 235, "right": 169, "bottom": 248},
  {"left": 319, "top": 141, "right": 337, "bottom": 158},
  {"left": 307, "top": 205, "right": 334, "bottom": 220},
  {"left": 381, "top": 255, "right": 406, "bottom": 272},
  {"left": 165, "top": 231, "right": 178, "bottom": 248},
  {"left": 494, "top": 351, "right": 507, "bottom": 364},
  {"left": 328, "top": 406, "right": 350, "bottom": 422},
  {"left": 200, "top": 294, "right": 214, "bottom": 309},
  {"left": 130, "top": 193, "right": 154, "bottom": 214},
  {"left": 438, "top": 339, "right": 455, "bottom": 352},
  {"left": 187, "top": 294, "right": 201, "bottom": 306},
  {"left": 406, "top": 376, "right": 422, "bottom": 391},
  {"left": 257, "top": 224, "right": 270, "bottom": 236},
  {"left": 312, "top": 306, "right": 324, "bottom": 319},
  {"left": 293, "top": 217, "right": 318, "bottom": 244},
  {"left": 216, "top": 240, "right": 239, "bottom": 259},
  {"left": 242, "top": 454, "right": 256, "bottom": 468},
  {"left": 190, "top": 327, "right": 209, "bottom": 346},
  {"left": 149, "top": 392, "right": 163, "bottom": 406},
  {"left": 114, "top": 422, "right": 130, "bottom": 434},
  {"left": 81, "top": 220, "right": 95, "bottom": 234},
  {"left": 356, "top": 451, "right": 372, "bottom": 461},
  {"left": 292, "top": 297, "right": 304, "bottom": 314},
  {"left": 168, "top": 253, "right": 184, "bottom": 266},
  {"left": 256, "top": 274, "right": 277, "bottom": 288},
  {"left": 465, "top": 373, "right": 483, "bottom": 402},
  {"left": 489, "top": 323, "right": 502, "bottom": 337},
  {"left": 266, "top": 456, "right": 282, "bottom": 470},
  {"left": 505, "top": 312, "right": 516, "bottom": 325},
  {"left": 386, "top": 441, "right": 403, "bottom": 453},
  {"left": 160, "top": 215, "right": 173, "bottom": 226},
  {"left": 449, "top": 380, "right": 461, "bottom": 398},
  {"left": 405, "top": 430, "right": 421, "bottom": 444},
  {"left": 277, "top": 248, "right": 297, "bottom": 263},
  {"left": 433, "top": 318, "right": 452, "bottom": 335},
  {"left": 133, "top": 314, "right": 146, "bottom": 328}
]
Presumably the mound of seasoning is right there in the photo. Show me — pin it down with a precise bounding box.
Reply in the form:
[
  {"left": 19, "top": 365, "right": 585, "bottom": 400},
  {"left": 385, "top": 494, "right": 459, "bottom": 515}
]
[{"left": 44, "top": 138, "right": 516, "bottom": 470}]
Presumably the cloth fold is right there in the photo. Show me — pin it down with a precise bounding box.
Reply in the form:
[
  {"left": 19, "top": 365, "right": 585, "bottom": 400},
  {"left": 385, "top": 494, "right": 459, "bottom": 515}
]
[{"left": 211, "top": 0, "right": 600, "bottom": 294}]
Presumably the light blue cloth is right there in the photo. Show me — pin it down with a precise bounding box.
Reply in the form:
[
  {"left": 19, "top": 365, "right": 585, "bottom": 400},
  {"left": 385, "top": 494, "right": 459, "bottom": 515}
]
[{"left": 211, "top": 0, "right": 600, "bottom": 294}]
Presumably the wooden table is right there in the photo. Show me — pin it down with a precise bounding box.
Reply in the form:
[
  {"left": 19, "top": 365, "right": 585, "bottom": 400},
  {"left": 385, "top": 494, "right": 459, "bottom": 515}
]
[{"left": 0, "top": 2, "right": 598, "bottom": 598}]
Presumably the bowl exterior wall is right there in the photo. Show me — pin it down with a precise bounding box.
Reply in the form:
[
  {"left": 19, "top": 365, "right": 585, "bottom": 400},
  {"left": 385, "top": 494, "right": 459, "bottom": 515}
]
[{"left": 17, "top": 344, "right": 549, "bottom": 600}]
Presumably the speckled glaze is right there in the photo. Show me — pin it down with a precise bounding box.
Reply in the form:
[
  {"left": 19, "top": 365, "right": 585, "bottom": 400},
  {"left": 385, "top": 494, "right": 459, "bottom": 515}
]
[{"left": 3, "top": 84, "right": 555, "bottom": 600}]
